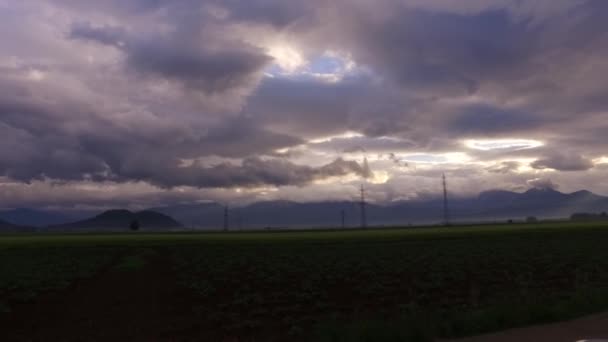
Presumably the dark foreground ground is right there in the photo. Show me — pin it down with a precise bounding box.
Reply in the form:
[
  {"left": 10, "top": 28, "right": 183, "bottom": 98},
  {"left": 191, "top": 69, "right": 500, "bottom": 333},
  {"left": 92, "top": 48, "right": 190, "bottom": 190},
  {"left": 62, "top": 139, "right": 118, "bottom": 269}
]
[{"left": 2, "top": 222, "right": 608, "bottom": 341}]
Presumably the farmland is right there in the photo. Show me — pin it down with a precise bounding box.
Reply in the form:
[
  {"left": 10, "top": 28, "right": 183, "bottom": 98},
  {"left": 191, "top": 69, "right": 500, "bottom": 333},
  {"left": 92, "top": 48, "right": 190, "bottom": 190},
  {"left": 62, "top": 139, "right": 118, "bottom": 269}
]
[{"left": 2, "top": 222, "right": 608, "bottom": 341}]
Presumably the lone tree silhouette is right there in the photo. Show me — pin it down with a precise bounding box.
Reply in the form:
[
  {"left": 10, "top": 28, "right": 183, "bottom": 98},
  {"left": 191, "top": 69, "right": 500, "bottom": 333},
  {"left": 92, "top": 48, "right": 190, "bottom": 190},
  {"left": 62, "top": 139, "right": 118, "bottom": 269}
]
[{"left": 129, "top": 219, "right": 140, "bottom": 231}]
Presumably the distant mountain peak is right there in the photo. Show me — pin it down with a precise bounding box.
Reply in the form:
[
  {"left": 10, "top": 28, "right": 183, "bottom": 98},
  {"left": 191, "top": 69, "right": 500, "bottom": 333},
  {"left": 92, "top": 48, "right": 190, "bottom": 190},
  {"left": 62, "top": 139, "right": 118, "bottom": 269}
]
[
  {"left": 525, "top": 187, "right": 561, "bottom": 194},
  {"left": 570, "top": 190, "right": 594, "bottom": 196},
  {"left": 50, "top": 209, "right": 182, "bottom": 231},
  {"left": 0, "top": 218, "right": 15, "bottom": 228}
]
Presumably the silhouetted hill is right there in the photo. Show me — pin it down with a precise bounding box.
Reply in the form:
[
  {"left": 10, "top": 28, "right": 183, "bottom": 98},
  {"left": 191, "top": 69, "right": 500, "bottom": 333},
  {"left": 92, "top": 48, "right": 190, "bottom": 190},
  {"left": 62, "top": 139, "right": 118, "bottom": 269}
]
[
  {"left": 0, "top": 218, "right": 17, "bottom": 230},
  {"left": 50, "top": 210, "right": 182, "bottom": 231},
  {"left": 471, "top": 188, "right": 608, "bottom": 219},
  {"left": 476, "top": 190, "right": 519, "bottom": 209},
  {"left": 153, "top": 188, "right": 608, "bottom": 229},
  {"left": 0, "top": 208, "right": 72, "bottom": 227},
  {"left": 0, "top": 218, "right": 35, "bottom": 232}
]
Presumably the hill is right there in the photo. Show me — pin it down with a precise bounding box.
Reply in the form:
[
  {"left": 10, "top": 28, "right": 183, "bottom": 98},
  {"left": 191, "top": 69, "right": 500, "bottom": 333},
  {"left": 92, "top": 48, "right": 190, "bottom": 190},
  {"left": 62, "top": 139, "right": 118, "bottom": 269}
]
[
  {"left": 50, "top": 210, "right": 183, "bottom": 231},
  {"left": 0, "top": 218, "right": 17, "bottom": 231},
  {"left": 0, "top": 218, "right": 35, "bottom": 232}
]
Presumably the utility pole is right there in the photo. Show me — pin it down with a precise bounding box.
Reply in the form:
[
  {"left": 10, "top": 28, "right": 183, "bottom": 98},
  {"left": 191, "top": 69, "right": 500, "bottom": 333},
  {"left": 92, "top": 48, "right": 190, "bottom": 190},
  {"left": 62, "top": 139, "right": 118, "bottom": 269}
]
[
  {"left": 442, "top": 173, "right": 450, "bottom": 226},
  {"left": 341, "top": 209, "right": 346, "bottom": 229},
  {"left": 360, "top": 184, "right": 367, "bottom": 229},
  {"left": 223, "top": 205, "right": 229, "bottom": 231}
]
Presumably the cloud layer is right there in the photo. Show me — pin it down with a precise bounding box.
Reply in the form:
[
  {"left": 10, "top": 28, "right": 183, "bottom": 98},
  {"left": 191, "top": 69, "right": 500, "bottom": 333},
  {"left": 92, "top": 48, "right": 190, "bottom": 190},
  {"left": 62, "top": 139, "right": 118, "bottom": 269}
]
[{"left": 1, "top": 0, "right": 608, "bottom": 208}]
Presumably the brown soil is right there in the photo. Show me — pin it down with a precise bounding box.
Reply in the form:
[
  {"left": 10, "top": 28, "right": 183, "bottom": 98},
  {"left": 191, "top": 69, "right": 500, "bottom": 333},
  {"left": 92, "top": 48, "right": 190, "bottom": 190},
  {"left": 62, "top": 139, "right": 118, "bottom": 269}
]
[
  {"left": 449, "top": 312, "right": 608, "bottom": 342},
  {"left": 0, "top": 248, "right": 192, "bottom": 342},
  {"left": 4, "top": 247, "right": 608, "bottom": 342}
]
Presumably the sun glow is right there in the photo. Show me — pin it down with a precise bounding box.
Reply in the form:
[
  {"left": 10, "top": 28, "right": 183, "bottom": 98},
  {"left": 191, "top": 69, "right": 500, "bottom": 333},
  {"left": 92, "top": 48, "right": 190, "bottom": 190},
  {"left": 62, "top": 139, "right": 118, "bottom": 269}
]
[
  {"left": 594, "top": 156, "right": 608, "bottom": 165},
  {"left": 308, "top": 131, "right": 365, "bottom": 144},
  {"left": 267, "top": 44, "right": 306, "bottom": 73}
]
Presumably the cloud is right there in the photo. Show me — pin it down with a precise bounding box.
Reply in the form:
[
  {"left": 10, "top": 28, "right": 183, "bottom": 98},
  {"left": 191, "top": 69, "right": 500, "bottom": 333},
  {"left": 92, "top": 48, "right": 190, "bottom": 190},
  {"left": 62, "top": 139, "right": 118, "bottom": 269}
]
[
  {"left": 69, "top": 22, "right": 127, "bottom": 48},
  {"left": 531, "top": 152, "right": 594, "bottom": 171},
  {"left": 448, "top": 105, "right": 543, "bottom": 135},
  {"left": 486, "top": 161, "right": 520, "bottom": 174},
  {"left": 215, "top": 0, "right": 314, "bottom": 28},
  {"left": 527, "top": 177, "right": 559, "bottom": 190},
  {"left": 2, "top": 0, "right": 608, "bottom": 209},
  {"left": 68, "top": 21, "right": 272, "bottom": 94},
  {"left": 118, "top": 156, "right": 371, "bottom": 188},
  {"left": 125, "top": 38, "right": 271, "bottom": 93}
]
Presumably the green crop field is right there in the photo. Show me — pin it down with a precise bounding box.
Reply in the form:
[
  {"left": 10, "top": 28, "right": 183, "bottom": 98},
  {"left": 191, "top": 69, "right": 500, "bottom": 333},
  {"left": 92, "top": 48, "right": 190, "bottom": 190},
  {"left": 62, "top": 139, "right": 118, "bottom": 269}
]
[{"left": 2, "top": 222, "right": 608, "bottom": 341}]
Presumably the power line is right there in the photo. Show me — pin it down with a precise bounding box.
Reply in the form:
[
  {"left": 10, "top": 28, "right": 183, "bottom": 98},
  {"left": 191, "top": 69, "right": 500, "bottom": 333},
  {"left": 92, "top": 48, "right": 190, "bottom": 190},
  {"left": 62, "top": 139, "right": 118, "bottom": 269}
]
[
  {"left": 360, "top": 184, "right": 367, "bottom": 229},
  {"left": 341, "top": 209, "right": 346, "bottom": 229},
  {"left": 442, "top": 173, "right": 450, "bottom": 226}
]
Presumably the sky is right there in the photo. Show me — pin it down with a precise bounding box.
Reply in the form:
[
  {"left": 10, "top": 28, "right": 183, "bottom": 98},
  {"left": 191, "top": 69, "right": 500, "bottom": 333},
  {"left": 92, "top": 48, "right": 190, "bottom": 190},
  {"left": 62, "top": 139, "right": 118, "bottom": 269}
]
[{"left": 1, "top": 0, "right": 608, "bottom": 210}]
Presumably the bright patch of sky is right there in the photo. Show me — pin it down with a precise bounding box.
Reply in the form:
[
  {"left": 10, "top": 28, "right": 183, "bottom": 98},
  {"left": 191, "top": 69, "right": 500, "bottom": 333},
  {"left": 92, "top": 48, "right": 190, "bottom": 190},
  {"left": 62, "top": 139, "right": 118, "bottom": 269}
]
[
  {"left": 267, "top": 44, "right": 306, "bottom": 73},
  {"left": 464, "top": 139, "right": 544, "bottom": 151},
  {"left": 265, "top": 49, "right": 358, "bottom": 82}
]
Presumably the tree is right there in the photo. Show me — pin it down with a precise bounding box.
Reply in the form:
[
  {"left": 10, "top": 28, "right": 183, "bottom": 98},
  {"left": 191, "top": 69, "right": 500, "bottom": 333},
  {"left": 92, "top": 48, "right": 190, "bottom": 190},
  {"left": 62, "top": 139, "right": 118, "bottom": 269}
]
[
  {"left": 526, "top": 216, "right": 538, "bottom": 223},
  {"left": 129, "top": 219, "right": 140, "bottom": 231}
]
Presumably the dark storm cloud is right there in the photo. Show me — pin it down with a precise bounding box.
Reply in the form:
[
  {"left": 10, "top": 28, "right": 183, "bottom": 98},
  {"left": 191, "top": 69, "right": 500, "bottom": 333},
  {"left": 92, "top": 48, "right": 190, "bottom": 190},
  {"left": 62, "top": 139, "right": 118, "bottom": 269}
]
[
  {"left": 0, "top": 95, "right": 318, "bottom": 189},
  {"left": 310, "top": 3, "right": 546, "bottom": 98},
  {"left": 69, "top": 22, "right": 127, "bottom": 48},
  {"left": 126, "top": 39, "right": 271, "bottom": 93},
  {"left": 355, "top": 8, "right": 535, "bottom": 94},
  {"left": 531, "top": 152, "right": 595, "bottom": 172},
  {"left": 117, "top": 157, "right": 371, "bottom": 188},
  {"left": 216, "top": 0, "right": 314, "bottom": 28},
  {"left": 448, "top": 105, "right": 543, "bottom": 136},
  {"left": 247, "top": 76, "right": 357, "bottom": 138},
  {"left": 3, "top": 0, "right": 608, "bottom": 207},
  {"left": 0, "top": 99, "right": 113, "bottom": 182},
  {"left": 247, "top": 75, "right": 414, "bottom": 140},
  {"left": 51, "top": 0, "right": 166, "bottom": 15},
  {"left": 486, "top": 161, "right": 520, "bottom": 174},
  {"left": 68, "top": 21, "right": 272, "bottom": 94},
  {"left": 0, "top": 77, "right": 304, "bottom": 186}
]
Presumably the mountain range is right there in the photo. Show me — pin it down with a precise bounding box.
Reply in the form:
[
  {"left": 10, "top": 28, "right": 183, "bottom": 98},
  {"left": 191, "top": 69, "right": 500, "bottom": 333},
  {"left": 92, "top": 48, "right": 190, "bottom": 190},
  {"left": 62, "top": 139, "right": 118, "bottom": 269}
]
[
  {"left": 2, "top": 188, "right": 608, "bottom": 231},
  {"left": 152, "top": 188, "right": 608, "bottom": 229}
]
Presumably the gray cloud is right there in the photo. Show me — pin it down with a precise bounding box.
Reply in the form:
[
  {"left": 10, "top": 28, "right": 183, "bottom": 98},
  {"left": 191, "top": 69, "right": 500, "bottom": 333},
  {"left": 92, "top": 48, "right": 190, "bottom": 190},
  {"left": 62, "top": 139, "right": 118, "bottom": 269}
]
[
  {"left": 126, "top": 38, "right": 271, "bottom": 93},
  {"left": 69, "top": 22, "right": 127, "bottom": 48},
  {"left": 68, "top": 21, "right": 271, "bottom": 94},
  {"left": 216, "top": 0, "right": 314, "bottom": 28},
  {"left": 2, "top": 0, "right": 608, "bottom": 208},
  {"left": 448, "top": 105, "right": 543, "bottom": 136},
  {"left": 527, "top": 178, "right": 559, "bottom": 191},
  {"left": 486, "top": 161, "right": 520, "bottom": 174},
  {"left": 118, "top": 156, "right": 371, "bottom": 188},
  {"left": 531, "top": 152, "right": 595, "bottom": 172}
]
